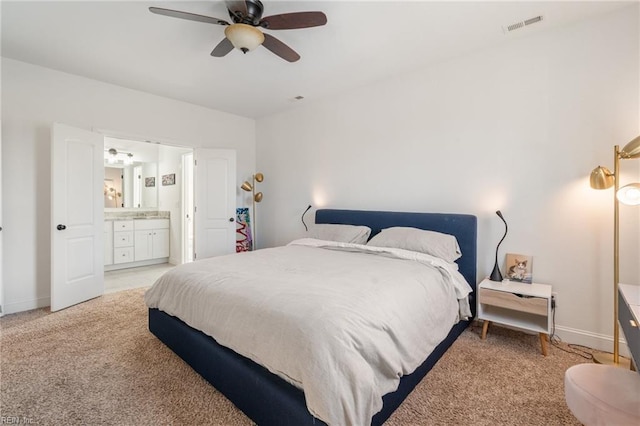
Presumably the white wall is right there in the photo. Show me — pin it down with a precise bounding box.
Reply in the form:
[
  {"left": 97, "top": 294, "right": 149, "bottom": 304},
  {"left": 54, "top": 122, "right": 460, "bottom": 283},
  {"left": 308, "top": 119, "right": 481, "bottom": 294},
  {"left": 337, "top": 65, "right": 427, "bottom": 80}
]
[
  {"left": 1, "top": 58, "right": 255, "bottom": 313},
  {"left": 256, "top": 6, "right": 640, "bottom": 350},
  {"left": 141, "top": 161, "right": 159, "bottom": 208}
]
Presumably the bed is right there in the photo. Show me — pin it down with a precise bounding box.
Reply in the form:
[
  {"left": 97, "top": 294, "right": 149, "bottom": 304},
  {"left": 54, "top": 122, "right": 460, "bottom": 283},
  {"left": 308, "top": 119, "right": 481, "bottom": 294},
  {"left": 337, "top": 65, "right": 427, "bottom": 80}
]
[{"left": 147, "top": 209, "right": 477, "bottom": 425}]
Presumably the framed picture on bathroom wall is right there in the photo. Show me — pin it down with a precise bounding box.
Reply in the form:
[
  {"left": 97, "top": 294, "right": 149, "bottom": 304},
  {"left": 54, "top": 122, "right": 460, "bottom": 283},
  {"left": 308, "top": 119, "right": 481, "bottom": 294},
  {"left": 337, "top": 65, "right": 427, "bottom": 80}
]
[
  {"left": 145, "top": 177, "right": 155, "bottom": 187},
  {"left": 162, "top": 173, "right": 176, "bottom": 186},
  {"left": 504, "top": 253, "right": 533, "bottom": 284}
]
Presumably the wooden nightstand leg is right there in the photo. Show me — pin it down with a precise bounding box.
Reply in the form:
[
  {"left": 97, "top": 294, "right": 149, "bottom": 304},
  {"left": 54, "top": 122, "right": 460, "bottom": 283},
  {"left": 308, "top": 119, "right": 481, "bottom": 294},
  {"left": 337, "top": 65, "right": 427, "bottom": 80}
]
[
  {"left": 481, "top": 320, "right": 490, "bottom": 340},
  {"left": 539, "top": 333, "right": 548, "bottom": 356}
]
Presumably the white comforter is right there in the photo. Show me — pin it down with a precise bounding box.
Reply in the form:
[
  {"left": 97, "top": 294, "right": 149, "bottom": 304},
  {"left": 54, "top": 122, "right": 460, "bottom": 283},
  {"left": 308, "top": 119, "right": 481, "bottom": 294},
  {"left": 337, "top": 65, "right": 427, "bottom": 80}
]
[{"left": 144, "top": 239, "right": 472, "bottom": 426}]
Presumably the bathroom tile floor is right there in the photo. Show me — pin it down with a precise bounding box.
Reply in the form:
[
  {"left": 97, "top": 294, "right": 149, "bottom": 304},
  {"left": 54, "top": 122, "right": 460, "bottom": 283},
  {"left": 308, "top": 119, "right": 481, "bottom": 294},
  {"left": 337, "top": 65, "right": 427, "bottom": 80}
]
[{"left": 104, "top": 263, "right": 176, "bottom": 293}]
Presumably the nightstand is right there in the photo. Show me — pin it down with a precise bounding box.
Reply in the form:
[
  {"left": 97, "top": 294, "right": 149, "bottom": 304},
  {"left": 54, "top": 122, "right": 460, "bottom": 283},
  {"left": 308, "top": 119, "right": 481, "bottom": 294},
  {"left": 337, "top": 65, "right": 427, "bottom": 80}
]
[{"left": 477, "top": 278, "right": 552, "bottom": 356}]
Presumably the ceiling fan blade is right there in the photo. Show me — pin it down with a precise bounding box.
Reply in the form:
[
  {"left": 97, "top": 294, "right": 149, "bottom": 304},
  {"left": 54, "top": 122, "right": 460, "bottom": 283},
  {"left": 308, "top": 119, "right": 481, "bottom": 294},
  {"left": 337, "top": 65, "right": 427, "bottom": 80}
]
[
  {"left": 149, "top": 7, "right": 229, "bottom": 26},
  {"left": 211, "top": 38, "right": 234, "bottom": 57},
  {"left": 262, "top": 33, "right": 300, "bottom": 63},
  {"left": 260, "top": 12, "right": 327, "bottom": 30}
]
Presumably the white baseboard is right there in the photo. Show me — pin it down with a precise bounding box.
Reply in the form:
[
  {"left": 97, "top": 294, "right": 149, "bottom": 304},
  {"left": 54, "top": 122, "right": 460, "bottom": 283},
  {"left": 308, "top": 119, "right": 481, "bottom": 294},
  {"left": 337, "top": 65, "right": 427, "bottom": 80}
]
[
  {"left": 4, "top": 296, "right": 50, "bottom": 315},
  {"left": 472, "top": 318, "right": 631, "bottom": 359},
  {"left": 554, "top": 324, "right": 630, "bottom": 358},
  {"left": 104, "top": 257, "right": 169, "bottom": 272}
]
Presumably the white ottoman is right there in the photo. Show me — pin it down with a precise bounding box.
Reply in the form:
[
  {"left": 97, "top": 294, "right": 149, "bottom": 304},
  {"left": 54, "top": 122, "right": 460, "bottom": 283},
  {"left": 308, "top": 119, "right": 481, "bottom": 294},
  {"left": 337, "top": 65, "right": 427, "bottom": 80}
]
[{"left": 565, "top": 363, "right": 640, "bottom": 425}]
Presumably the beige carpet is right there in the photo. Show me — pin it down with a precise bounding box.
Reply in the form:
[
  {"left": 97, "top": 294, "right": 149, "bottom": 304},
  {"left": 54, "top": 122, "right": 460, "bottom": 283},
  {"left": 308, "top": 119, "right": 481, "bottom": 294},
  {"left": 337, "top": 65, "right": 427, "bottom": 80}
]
[{"left": 1, "top": 288, "right": 588, "bottom": 425}]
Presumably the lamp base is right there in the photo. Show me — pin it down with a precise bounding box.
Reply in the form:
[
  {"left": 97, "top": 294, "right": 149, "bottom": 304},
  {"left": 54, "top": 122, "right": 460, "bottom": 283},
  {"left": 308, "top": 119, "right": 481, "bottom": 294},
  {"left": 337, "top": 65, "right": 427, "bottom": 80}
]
[
  {"left": 489, "top": 262, "right": 503, "bottom": 282},
  {"left": 592, "top": 352, "right": 632, "bottom": 369}
]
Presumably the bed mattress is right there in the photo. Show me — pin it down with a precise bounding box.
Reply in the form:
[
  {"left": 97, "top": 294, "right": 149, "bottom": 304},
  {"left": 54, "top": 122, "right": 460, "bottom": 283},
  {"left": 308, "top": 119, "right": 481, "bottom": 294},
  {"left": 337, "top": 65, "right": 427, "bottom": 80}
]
[{"left": 145, "top": 238, "right": 472, "bottom": 425}]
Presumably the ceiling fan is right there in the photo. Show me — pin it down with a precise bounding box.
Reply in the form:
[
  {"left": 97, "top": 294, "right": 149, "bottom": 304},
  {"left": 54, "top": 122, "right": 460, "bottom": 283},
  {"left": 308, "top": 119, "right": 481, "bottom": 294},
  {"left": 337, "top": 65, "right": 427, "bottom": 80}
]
[{"left": 149, "top": 0, "right": 327, "bottom": 62}]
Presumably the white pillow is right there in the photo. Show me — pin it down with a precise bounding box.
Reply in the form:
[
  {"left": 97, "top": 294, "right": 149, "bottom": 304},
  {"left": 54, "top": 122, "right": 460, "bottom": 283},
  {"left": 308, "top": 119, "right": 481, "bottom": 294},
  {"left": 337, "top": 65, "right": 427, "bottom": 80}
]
[
  {"left": 367, "top": 226, "right": 462, "bottom": 262},
  {"left": 307, "top": 224, "right": 371, "bottom": 244}
]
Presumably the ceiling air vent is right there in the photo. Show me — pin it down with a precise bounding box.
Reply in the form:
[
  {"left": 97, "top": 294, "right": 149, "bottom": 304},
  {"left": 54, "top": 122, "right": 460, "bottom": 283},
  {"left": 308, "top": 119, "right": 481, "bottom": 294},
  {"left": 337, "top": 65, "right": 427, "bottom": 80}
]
[{"left": 503, "top": 15, "right": 544, "bottom": 34}]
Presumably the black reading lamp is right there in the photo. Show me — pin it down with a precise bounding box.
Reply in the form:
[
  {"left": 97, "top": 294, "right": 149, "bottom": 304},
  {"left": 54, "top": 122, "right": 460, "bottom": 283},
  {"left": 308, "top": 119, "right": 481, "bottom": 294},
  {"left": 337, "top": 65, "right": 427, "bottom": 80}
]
[
  {"left": 489, "top": 210, "right": 508, "bottom": 282},
  {"left": 301, "top": 205, "right": 312, "bottom": 231}
]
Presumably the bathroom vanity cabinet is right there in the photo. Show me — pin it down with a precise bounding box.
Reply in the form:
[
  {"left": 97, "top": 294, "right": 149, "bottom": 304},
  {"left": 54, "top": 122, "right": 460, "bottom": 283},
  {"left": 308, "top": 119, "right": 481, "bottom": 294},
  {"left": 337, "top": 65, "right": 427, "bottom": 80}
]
[{"left": 104, "top": 218, "right": 169, "bottom": 271}]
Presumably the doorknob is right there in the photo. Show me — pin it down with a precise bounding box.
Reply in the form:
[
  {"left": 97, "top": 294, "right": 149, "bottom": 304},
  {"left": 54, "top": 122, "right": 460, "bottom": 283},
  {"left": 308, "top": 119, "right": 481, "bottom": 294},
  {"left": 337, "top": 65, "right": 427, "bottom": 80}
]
[
  {"left": 57, "top": 224, "right": 67, "bottom": 230},
  {"left": 229, "top": 217, "right": 234, "bottom": 222}
]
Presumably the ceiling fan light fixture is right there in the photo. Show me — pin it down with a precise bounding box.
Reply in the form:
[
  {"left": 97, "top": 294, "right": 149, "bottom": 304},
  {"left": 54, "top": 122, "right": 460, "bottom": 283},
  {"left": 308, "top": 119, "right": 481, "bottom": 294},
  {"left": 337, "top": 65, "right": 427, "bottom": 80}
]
[{"left": 224, "top": 23, "right": 265, "bottom": 53}]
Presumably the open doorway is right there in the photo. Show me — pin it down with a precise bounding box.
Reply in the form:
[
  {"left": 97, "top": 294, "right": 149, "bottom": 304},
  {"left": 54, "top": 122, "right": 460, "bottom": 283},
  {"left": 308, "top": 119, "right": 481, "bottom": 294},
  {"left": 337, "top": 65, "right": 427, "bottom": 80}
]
[
  {"left": 49, "top": 124, "right": 237, "bottom": 309},
  {"left": 103, "top": 137, "right": 194, "bottom": 292}
]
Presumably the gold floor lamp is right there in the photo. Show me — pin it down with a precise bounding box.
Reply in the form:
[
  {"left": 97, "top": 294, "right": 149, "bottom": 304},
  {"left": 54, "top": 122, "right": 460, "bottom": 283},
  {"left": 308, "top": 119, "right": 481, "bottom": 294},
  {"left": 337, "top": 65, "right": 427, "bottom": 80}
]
[
  {"left": 589, "top": 135, "right": 640, "bottom": 366},
  {"left": 240, "top": 172, "right": 264, "bottom": 250}
]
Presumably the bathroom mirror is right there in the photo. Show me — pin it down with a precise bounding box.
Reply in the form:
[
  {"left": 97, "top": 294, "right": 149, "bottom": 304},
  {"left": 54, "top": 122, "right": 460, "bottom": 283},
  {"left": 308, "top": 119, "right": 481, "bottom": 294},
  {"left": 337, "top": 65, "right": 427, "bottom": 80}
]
[
  {"left": 104, "top": 162, "right": 158, "bottom": 208},
  {"left": 103, "top": 136, "right": 160, "bottom": 208}
]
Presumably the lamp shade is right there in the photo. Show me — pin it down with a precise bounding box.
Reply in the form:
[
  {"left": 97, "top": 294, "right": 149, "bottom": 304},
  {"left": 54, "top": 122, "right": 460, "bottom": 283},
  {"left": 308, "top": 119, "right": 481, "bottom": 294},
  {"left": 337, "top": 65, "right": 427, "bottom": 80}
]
[
  {"left": 224, "top": 24, "right": 265, "bottom": 53},
  {"left": 616, "top": 183, "right": 640, "bottom": 205},
  {"left": 254, "top": 192, "right": 263, "bottom": 203},
  {"left": 241, "top": 181, "right": 253, "bottom": 192},
  {"left": 255, "top": 172, "right": 264, "bottom": 183},
  {"left": 620, "top": 135, "right": 640, "bottom": 159},
  {"left": 590, "top": 166, "right": 615, "bottom": 189}
]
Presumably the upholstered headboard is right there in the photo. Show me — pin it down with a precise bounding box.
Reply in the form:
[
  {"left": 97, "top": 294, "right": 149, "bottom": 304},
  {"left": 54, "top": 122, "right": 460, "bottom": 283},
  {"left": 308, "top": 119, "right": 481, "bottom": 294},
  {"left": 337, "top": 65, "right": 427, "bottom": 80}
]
[{"left": 315, "top": 209, "right": 478, "bottom": 310}]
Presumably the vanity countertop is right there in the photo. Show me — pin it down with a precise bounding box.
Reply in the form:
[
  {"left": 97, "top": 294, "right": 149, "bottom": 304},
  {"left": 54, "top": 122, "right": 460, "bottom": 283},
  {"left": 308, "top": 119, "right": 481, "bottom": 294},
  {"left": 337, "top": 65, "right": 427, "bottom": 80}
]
[{"left": 105, "top": 211, "right": 170, "bottom": 221}]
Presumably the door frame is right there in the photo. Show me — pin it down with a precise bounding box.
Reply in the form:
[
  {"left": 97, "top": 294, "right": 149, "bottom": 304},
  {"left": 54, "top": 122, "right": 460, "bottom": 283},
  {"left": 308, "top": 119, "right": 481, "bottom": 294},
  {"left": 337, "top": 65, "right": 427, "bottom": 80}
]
[
  {"left": 0, "top": 119, "right": 3, "bottom": 316},
  {"left": 95, "top": 128, "right": 235, "bottom": 262},
  {"left": 181, "top": 152, "right": 194, "bottom": 264}
]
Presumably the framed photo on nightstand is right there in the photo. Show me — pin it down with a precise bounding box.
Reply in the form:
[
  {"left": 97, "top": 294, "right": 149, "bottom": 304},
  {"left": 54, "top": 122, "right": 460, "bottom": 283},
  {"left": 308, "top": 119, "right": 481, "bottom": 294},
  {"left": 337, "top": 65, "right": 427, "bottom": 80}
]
[{"left": 504, "top": 253, "right": 533, "bottom": 283}]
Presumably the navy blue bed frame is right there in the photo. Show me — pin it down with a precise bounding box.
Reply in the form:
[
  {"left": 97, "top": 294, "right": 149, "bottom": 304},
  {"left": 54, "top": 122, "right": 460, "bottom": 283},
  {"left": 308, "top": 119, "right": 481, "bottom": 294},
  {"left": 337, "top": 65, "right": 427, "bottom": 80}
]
[{"left": 148, "top": 209, "right": 477, "bottom": 425}]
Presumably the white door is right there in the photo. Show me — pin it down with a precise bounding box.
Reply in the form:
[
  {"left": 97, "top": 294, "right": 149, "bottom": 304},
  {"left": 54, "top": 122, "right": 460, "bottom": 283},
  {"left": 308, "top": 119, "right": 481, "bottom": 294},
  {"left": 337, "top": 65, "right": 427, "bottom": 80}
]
[
  {"left": 104, "top": 221, "right": 113, "bottom": 266},
  {"left": 51, "top": 123, "right": 104, "bottom": 312},
  {"left": 0, "top": 120, "right": 3, "bottom": 316},
  {"left": 194, "top": 149, "right": 236, "bottom": 259},
  {"left": 133, "top": 165, "right": 142, "bottom": 208}
]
